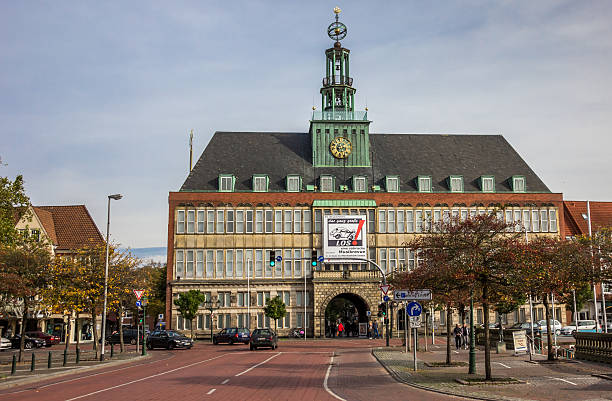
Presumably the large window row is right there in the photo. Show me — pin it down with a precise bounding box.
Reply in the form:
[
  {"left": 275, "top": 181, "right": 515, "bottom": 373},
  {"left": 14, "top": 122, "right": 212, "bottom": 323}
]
[
  {"left": 176, "top": 209, "right": 312, "bottom": 235},
  {"left": 176, "top": 311, "right": 311, "bottom": 330},
  {"left": 175, "top": 248, "right": 313, "bottom": 279}
]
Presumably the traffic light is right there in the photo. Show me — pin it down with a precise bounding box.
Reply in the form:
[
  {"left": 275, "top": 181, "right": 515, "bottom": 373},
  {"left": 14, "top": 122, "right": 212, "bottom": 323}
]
[
  {"left": 311, "top": 251, "right": 318, "bottom": 268},
  {"left": 137, "top": 308, "right": 144, "bottom": 324},
  {"left": 378, "top": 302, "right": 387, "bottom": 317},
  {"left": 269, "top": 251, "right": 276, "bottom": 267}
]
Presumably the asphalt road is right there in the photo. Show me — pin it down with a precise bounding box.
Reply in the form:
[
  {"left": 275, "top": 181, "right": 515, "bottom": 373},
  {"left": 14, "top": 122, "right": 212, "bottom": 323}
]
[{"left": 0, "top": 339, "right": 466, "bottom": 401}]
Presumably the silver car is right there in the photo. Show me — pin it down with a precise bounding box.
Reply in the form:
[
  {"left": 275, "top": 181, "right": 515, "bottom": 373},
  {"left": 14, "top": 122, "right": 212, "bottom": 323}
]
[{"left": 0, "top": 337, "right": 11, "bottom": 351}]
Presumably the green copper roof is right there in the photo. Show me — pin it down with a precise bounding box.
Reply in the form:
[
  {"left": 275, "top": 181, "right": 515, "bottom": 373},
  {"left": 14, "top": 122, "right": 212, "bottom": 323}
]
[{"left": 313, "top": 199, "right": 376, "bottom": 207}]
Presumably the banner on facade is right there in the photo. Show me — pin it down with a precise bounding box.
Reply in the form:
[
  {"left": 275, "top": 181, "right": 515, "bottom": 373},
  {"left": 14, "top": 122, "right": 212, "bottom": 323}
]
[{"left": 323, "top": 215, "right": 368, "bottom": 262}]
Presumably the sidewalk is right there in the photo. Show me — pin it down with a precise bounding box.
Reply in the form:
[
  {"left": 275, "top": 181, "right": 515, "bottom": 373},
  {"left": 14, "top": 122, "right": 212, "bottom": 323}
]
[{"left": 373, "top": 341, "right": 612, "bottom": 401}]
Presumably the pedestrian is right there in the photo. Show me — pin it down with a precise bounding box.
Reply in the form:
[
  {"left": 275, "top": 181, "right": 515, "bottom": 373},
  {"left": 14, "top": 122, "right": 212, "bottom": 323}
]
[
  {"left": 338, "top": 321, "right": 344, "bottom": 337},
  {"left": 368, "top": 321, "right": 373, "bottom": 339},
  {"left": 462, "top": 323, "right": 469, "bottom": 349},
  {"left": 453, "top": 324, "right": 462, "bottom": 350},
  {"left": 373, "top": 320, "right": 379, "bottom": 339}
]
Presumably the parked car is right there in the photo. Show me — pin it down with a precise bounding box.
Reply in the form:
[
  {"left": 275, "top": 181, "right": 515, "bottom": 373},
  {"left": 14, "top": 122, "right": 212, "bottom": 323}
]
[
  {"left": 146, "top": 330, "right": 193, "bottom": 350},
  {"left": 103, "top": 329, "right": 145, "bottom": 345},
  {"left": 213, "top": 328, "right": 250, "bottom": 345},
  {"left": 537, "top": 319, "right": 562, "bottom": 335},
  {"left": 25, "top": 331, "right": 60, "bottom": 347},
  {"left": 250, "top": 328, "right": 278, "bottom": 350},
  {"left": 509, "top": 322, "right": 540, "bottom": 331},
  {"left": 10, "top": 334, "right": 45, "bottom": 349},
  {"left": 560, "top": 320, "right": 600, "bottom": 336},
  {"left": 0, "top": 337, "right": 11, "bottom": 351}
]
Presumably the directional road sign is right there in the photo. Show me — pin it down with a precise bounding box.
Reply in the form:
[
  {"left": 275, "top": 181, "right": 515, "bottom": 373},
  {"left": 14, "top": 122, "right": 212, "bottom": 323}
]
[
  {"left": 276, "top": 255, "right": 282, "bottom": 262},
  {"left": 407, "top": 301, "right": 422, "bottom": 317},
  {"left": 393, "top": 289, "right": 432, "bottom": 301},
  {"left": 136, "top": 300, "right": 142, "bottom": 307},
  {"left": 133, "top": 290, "right": 145, "bottom": 300},
  {"left": 383, "top": 295, "right": 390, "bottom": 302},
  {"left": 380, "top": 285, "right": 390, "bottom": 296},
  {"left": 318, "top": 255, "right": 325, "bottom": 262},
  {"left": 409, "top": 316, "right": 422, "bottom": 328}
]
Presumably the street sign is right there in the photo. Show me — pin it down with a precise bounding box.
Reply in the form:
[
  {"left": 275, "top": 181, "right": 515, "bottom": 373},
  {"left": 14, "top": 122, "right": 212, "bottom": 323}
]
[
  {"left": 366, "top": 311, "right": 371, "bottom": 316},
  {"left": 133, "top": 290, "right": 145, "bottom": 300},
  {"left": 323, "top": 215, "right": 367, "bottom": 262},
  {"left": 393, "top": 289, "right": 432, "bottom": 301},
  {"left": 276, "top": 255, "right": 282, "bottom": 262},
  {"left": 409, "top": 316, "right": 422, "bottom": 328},
  {"left": 512, "top": 330, "right": 528, "bottom": 354},
  {"left": 383, "top": 295, "right": 390, "bottom": 302},
  {"left": 318, "top": 255, "right": 325, "bottom": 262},
  {"left": 380, "top": 285, "right": 390, "bottom": 296},
  {"left": 158, "top": 314, "right": 164, "bottom": 320},
  {"left": 407, "top": 301, "right": 422, "bottom": 317},
  {"left": 136, "top": 300, "right": 142, "bottom": 307}
]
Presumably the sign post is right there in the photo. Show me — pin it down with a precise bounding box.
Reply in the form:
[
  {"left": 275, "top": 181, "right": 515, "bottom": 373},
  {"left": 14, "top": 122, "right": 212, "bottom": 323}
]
[{"left": 407, "top": 301, "right": 422, "bottom": 371}]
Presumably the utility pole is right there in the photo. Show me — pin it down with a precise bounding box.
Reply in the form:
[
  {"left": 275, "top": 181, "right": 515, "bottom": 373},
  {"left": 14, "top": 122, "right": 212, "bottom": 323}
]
[{"left": 189, "top": 129, "right": 194, "bottom": 172}]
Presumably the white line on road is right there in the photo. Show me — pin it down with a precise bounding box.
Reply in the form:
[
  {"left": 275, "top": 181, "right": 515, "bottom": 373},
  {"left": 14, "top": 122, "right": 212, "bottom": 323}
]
[
  {"left": 235, "top": 353, "right": 280, "bottom": 377},
  {"left": 221, "top": 379, "right": 229, "bottom": 384},
  {"left": 495, "top": 362, "right": 512, "bottom": 369},
  {"left": 64, "top": 353, "right": 228, "bottom": 401},
  {"left": 206, "top": 389, "right": 216, "bottom": 395},
  {"left": 323, "top": 354, "right": 347, "bottom": 401},
  {"left": 548, "top": 377, "right": 577, "bottom": 386}
]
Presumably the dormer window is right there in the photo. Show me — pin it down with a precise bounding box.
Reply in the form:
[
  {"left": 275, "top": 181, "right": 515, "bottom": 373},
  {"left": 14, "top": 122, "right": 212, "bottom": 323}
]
[
  {"left": 286, "top": 175, "right": 301, "bottom": 192},
  {"left": 252, "top": 175, "right": 269, "bottom": 192},
  {"left": 320, "top": 175, "right": 334, "bottom": 192},
  {"left": 218, "top": 174, "right": 235, "bottom": 192},
  {"left": 449, "top": 176, "right": 463, "bottom": 193},
  {"left": 353, "top": 176, "right": 367, "bottom": 192},
  {"left": 386, "top": 176, "right": 399, "bottom": 192},
  {"left": 480, "top": 176, "right": 495, "bottom": 193},
  {"left": 417, "top": 176, "right": 432, "bottom": 193},
  {"left": 512, "top": 176, "right": 526, "bottom": 192}
]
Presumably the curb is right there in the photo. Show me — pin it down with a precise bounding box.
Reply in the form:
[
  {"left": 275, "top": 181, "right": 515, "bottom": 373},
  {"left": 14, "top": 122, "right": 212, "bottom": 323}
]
[
  {"left": 371, "top": 349, "right": 507, "bottom": 401},
  {"left": 0, "top": 353, "right": 153, "bottom": 390}
]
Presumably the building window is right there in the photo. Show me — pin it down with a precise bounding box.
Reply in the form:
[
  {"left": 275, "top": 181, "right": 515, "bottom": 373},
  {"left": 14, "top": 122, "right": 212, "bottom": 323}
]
[
  {"left": 216, "top": 210, "right": 224, "bottom": 233},
  {"left": 294, "top": 249, "right": 303, "bottom": 277},
  {"left": 274, "top": 210, "right": 282, "bottom": 233},
  {"left": 417, "top": 176, "right": 432, "bottom": 193},
  {"left": 246, "top": 210, "right": 253, "bottom": 233},
  {"left": 186, "top": 210, "right": 195, "bottom": 233},
  {"left": 206, "top": 250, "right": 214, "bottom": 278},
  {"left": 255, "top": 210, "right": 264, "bottom": 233},
  {"left": 236, "top": 210, "right": 244, "bottom": 233},
  {"left": 226, "top": 210, "right": 234, "bottom": 233},
  {"left": 207, "top": 210, "right": 214, "bottom": 233},
  {"left": 196, "top": 250, "right": 204, "bottom": 277},
  {"left": 387, "top": 210, "right": 396, "bottom": 233},
  {"left": 284, "top": 210, "right": 292, "bottom": 233},
  {"left": 353, "top": 176, "right": 367, "bottom": 192},
  {"left": 294, "top": 210, "right": 302, "bottom": 233},
  {"left": 197, "top": 210, "right": 205, "bottom": 233},
  {"left": 219, "top": 175, "right": 235, "bottom": 192},
  {"left": 255, "top": 249, "right": 263, "bottom": 277},
  {"left": 449, "top": 176, "right": 463, "bottom": 192},
  {"left": 185, "top": 250, "right": 194, "bottom": 278},
  {"left": 512, "top": 176, "right": 526, "bottom": 192},
  {"left": 287, "top": 175, "right": 301, "bottom": 192},
  {"left": 315, "top": 210, "right": 323, "bottom": 233},
  {"left": 303, "top": 210, "right": 311, "bottom": 233},
  {"left": 177, "top": 210, "right": 185, "bottom": 234},
  {"left": 284, "top": 249, "right": 292, "bottom": 277},
  {"left": 237, "top": 292, "right": 248, "bottom": 307},
  {"left": 175, "top": 250, "right": 184, "bottom": 279},
  {"left": 219, "top": 292, "right": 231, "bottom": 307},
  {"left": 236, "top": 250, "right": 244, "bottom": 277},
  {"left": 216, "top": 250, "right": 223, "bottom": 278},
  {"left": 378, "top": 210, "right": 386, "bottom": 233},
  {"left": 320, "top": 176, "right": 334, "bottom": 192},
  {"left": 253, "top": 175, "right": 268, "bottom": 192},
  {"left": 480, "top": 176, "right": 495, "bottom": 192},
  {"left": 549, "top": 209, "right": 558, "bottom": 232},
  {"left": 257, "top": 291, "right": 270, "bottom": 306},
  {"left": 226, "top": 250, "right": 234, "bottom": 277},
  {"left": 296, "top": 291, "right": 310, "bottom": 307},
  {"left": 386, "top": 176, "right": 399, "bottom": 192},
  {"left": 415, "top": 210, "right": 423, "bottom": 233},
  {"left": 406, "top": 210, "right": 414, "bottom": 233}
]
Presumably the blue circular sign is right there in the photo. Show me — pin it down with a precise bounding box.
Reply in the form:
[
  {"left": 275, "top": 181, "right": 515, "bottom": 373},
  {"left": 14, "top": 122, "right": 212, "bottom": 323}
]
[
  {"left": 383, "top": 295, "right": 390, "bottom": 302},
  {"left": 407, "top": 301, "right": 422, "bottom": 317},
  {"left": 276, "top": 255, "right": 282, "bottom": 262},
  {"left": 318, "top": 256, "right": 325, "bottom": 262},
  {"left": 136, "top": 300, "right": 142, "bottom": 307}
]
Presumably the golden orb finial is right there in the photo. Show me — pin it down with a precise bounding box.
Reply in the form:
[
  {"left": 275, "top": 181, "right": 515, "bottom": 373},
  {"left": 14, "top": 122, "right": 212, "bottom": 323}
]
[
  {"left": 365, "top": 107, "right": 368, "bottom": 111},
  {"left": 312, "top": 106, "right": 316, "bottom": 110},
  {"left": 333, "top": 7, "right": 341, "bottom": 15}
]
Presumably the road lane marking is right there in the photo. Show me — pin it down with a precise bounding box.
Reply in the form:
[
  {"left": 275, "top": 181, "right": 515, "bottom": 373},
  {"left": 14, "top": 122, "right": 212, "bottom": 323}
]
[
  {"left": 495, "top": 362, "right": 511, "bottom": 369},
  {"left": 206, "top": 389, "right": 216, "bottom": 395},
  {"left": 221, "top": 379, "right": 229, "bottom": 384},
  {"left": 324, "top": 354, "right": 347, "bottom": 401},
  {"left": 235, "top": 353, "right": 280, "bottom": 377},
  {"left": 548, "top": 377, "right": 577, "bottom": 386},
  {"left": 64, "top": 353, "right": 228, "bottom": 400}
]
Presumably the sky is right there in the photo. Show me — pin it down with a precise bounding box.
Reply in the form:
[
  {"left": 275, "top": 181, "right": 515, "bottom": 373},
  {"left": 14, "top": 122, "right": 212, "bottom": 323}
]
[{"left": 1, "top": 1, "right": 611, "bottom": 248}]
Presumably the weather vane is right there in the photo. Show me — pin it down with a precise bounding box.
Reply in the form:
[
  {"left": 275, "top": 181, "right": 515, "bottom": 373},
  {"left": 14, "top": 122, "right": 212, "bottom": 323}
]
[{"left": 327, "top": 7, "right": 347, "bottom": 43}]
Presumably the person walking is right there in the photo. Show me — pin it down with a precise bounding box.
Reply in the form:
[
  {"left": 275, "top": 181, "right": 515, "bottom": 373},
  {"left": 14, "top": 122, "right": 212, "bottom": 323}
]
[
  {"left": 462, "top": 323, "right": 469, "bottom": 350},
  {"left": 338, "top": 321, "right": 345, "bottom": 337},
  {"left": 453, "top": 324, "right": 463, "bottom": 350},
  {"left": 373, "top": 320, "right": 379, "bottom": 339}
]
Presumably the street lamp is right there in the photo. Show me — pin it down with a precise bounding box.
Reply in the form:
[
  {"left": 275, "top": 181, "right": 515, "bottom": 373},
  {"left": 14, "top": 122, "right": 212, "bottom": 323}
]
[
  {"left": 204, "top": 298, "right": 220, "bottom": 343},
  {"left": 100, "top": 193, "right": 122, "bottom": 361}
]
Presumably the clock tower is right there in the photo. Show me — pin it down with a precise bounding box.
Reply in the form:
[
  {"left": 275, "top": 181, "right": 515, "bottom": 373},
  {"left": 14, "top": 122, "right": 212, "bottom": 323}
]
[{"left": 310, "top": 8, "right": 371, "bottom": 168}]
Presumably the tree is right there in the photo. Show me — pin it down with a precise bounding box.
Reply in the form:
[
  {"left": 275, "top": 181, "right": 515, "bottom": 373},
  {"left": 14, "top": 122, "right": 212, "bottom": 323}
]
[
  {"left": 264, "top": 296, "right": 287, "bottom": 332},
  {"left": 0, "top": 241, "right": 51, "bottom": 361},
  {"left": 174, "top": 290, "right": 205, "bottom": 339},
  {"left": 0, "top": 174, "right": 30, "bottom": 246}
]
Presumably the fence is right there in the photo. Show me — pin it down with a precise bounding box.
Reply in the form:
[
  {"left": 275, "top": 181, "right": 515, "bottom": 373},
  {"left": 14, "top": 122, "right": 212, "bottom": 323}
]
[{"left": 574, "top": 332, "right": 612, "bottom": 364}]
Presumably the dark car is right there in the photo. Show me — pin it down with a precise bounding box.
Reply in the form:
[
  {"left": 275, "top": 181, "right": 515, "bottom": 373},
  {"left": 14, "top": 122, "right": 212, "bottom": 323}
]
[
  {"left": 213, "top": 328, "right": 250, "bottom": 345},
  {"left": 103, "top": 329, "right": 145, "bottom": 345},
  {"left": 250, "top": 328, "right": 278, "bottom": 350},
  {"left": 10, "top": 334, "right": 45, "bottom": 349},
  {"left": 146, "top": 330, "right": 193, "bottom": 350},
  {"left": 25, "top": 331, "right": 60, "bottom": 347}
]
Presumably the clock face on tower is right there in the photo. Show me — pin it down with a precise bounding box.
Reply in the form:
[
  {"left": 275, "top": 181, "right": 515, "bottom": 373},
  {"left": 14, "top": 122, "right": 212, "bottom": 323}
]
[{"left": 330, "top": 137, "right": 352, "bottom": 159}]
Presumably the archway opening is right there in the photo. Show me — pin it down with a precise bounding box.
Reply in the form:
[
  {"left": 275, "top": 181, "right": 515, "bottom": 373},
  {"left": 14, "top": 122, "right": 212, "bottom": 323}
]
[{"left": 324, "top": 293, "right": 370, "bottom": 338}]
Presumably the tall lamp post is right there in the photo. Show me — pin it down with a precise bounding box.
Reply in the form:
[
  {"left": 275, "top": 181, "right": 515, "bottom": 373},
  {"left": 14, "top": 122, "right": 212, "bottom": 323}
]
[
  {"left": 204, "top": 299, "right": 220, "bottom": 343},
  {"left": 100, "top": 193, "right": 122, "bottom": 361}
]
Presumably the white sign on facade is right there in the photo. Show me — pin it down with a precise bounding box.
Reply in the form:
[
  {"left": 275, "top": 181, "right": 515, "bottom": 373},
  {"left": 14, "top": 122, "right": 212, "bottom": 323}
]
[
  {"left": 394, "top": 289, "right": 432, "bottom": 301},
  {"left": 512, "top": 330, "right": 528, "bottom": 354},
  {"left": 323, "top": 215, "right": 367, "bottom": 262}
]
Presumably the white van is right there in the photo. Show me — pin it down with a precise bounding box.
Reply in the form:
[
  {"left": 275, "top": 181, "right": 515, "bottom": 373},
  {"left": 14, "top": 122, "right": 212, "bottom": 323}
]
[{"left": 560, "top": 320, "right": 600, "bottom": 335}]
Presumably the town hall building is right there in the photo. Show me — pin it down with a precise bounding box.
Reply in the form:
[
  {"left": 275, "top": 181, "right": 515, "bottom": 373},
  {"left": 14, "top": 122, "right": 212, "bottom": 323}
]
[{"left": 166, "top": 9, "right": 564, "bottom": 338}]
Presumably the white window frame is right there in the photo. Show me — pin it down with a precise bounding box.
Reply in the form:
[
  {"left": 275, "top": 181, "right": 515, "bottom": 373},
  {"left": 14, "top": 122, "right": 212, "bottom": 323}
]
[
  {"left": 417, "top": 176, "right": 432, "bottom": 193},
  {"left": 449, "top": 176, "right": 463, "bottom": 192},
  {"left": 253, "top": 175, "right": 268, "bottom": 192},
  {"left": 197, "top": 210, "right": 205, "bottom": 233},
  {"left": 353, "top": 176, "right": 367, "bottom": 192},
  {"left": 512, "top": 176, "right": 526, "bottom": 193},
  {"left": 287, "top": 175, "right": 301, "bottom": 192},
  {"left": 386, "top": 176, "right": 399, "bottom": 192},
  {"left": 219, "top": 175, "right": 234, "bottom": 192},
  {"left": 177, "top": 210, "right": 185, "bottom": 234},
  {"left": 481, "top": 176, "right": 495, "bottom": 193},
  {"left": 320, "top": 176, "right": 334, "bottom": 192}
]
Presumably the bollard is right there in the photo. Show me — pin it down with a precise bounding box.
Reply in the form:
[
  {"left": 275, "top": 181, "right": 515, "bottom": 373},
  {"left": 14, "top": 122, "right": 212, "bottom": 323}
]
[
  {"left": 48, "top": 351, "right": 52, "bottom": 369},
  {"left": 31, "top": 353, "right": 36, "bottom": 372},
  {"left": 11, "top": 354, "right": 17, "bottom": 375},
  {"left": 63, "top": 349, "right": 67, "bottom": 366},
  {"left": 76, "top": 348, "right": 80, "bottom": 364},
  {"left": 110, "top": 342, "right": 114, "bottom": 358}
]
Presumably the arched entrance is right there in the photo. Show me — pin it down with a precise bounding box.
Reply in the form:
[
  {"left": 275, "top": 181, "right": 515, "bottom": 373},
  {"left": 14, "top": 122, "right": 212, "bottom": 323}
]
[{"left": 324, "top": 293, "right": 370, "bottom": 337}]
